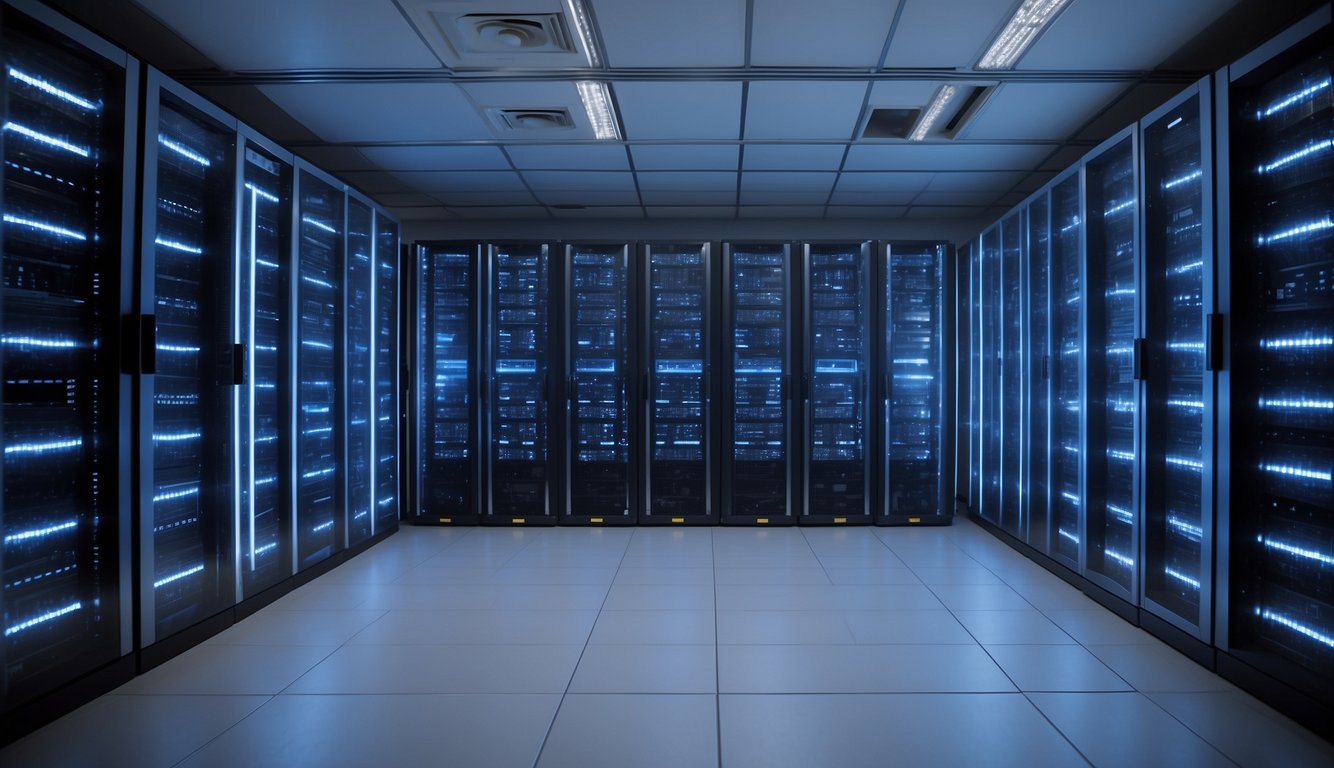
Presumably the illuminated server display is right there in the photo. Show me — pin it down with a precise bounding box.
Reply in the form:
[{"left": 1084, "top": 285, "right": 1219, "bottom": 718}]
[
  {"left": 345, "top": 196, "right": 374, "bottom": 546},
  {"left": 882, "top": 242, "right": 950, "bottom": 523},
  {"left": 804, "top": 242, "right": 872, "bottom": 523},
  {"left": 723, "top": 243, "right": 794, "bottom": 524},
  {"left": 563, "top": 243, "right": 637, "bottom": 524},
  {"left": 415, "top": 243, "right": 479, "bottom": 524},
  {"left": 295, "top": 166, "right": 344, "bottom": 568},
  {"left": 979, "top": 226, "right": 1002, "bottom": 526},
  {"left": 1048, "top": 170, "right": 1083, "bottom": 567},
  {"left": 643, "top": 243, "right": 718, "bottom": 524},
  {"left": 139, "top": 71, "right": 236, "bottom": 644},
  {"left": 1, "top": 6, "right": 135, "bottom": 711},
  {"left": 1024, "top": 190, "right": 1052, "bottom": 553},
  {"left": 1000, "top": 214, "right": 1024, "bottom": 537},
  {"left": 1082, "top": 128, "right": 1140, "bottom": 602},
  {"left": 374, "top": 213, "right": 400, "bottom": 534},
  {"left": 1222, "top": 16, "right": 1334, "bottom": 710}
]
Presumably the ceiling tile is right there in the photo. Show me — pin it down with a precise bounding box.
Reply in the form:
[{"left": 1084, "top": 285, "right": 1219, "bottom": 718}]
[
  {"left": 432, "top": 190, "right": 539, "bottom": 206},
  {"left": 645, "top": 206, "right": 738, "bottom": 219},
  {"left": 738, "top": 206, "right": 828, "bottom": 219},
  {"left": 739, "top": 191, "right": 833, "bottom": 205},
  {"left": 827, "top": 189, "right": 919, "bottom": 206},
  {"left": 458, "top": 81, "right": 597, "bottom": 140},
  {"left": 591, "top": 0, "right": 746, "bottom": 67},
  {"left": 925, "top": 171, "right": 1025, "bottom": 192},
  {"left": 134, "top": 0, "right": 441, "bottom": 69},
  {"left": 535, "top": 189, "right": 641, "bottom": 206},
  {"left": 743, "top": 145, "right": 846, "bottom": 171},
  {"left": 446, "top": 206, "right": 551, "bottom": 220},
  {"left": 337, "top": 171, "right": 415, "bottom": 195},
  {"left": 616, "top": 82, "right": 743, "bottom": 140},
  {"left": 630, "top": 145, "right": 740, "bottom": 171},
  {"left": 258, "top": 83, "right": 491, "bottom": 142},
  {"left": 506, "top": 144, "right": 631, "bottom": 171},
  {"left": 835, "top": 172, "right": 934, "bottom": 193},
  {"left": 906, "top": 206, "right": 989, "bottom": 219},
  {"left": 549, "top": 206, "right": 644, "bottom": 219},
  {"left": 913, "top": 191, "right": 1003, "bottom": 206},
  {"left": 751, "top": 0, "right": 898, "bottom": 67},
  {"left": 637, "top": 172, "right": 738, "bottom": 192},
  {"left": 963, "top": 82, "right": 1130, "bottom": 142},
  {"left": 883, "top": 0, "right": 1006, "bottom": 68},
  {"left": 843, "top": 143, "right": 1058, "bottom": 171},
  {"left": 357, "top": 146, "right": 511, "bottom": 171},
  {"left": 388, "top": 206, "right": 455, "bottom": 221},
  {"left": 1021, "top": 0, "right": 1238, "bottom": 70},
  {"left": 640, "top": 189, "right": 737, "bottom": 206},
  {"left": 746, "top": 81, "right": 869, "bottom": 140},
  {"left": 741, "top": 171, "right": 838, "bottom": 192},
  {"left": 391, "top": 171, "right": 528, "bottom": 193},
  {"left": 522, "top": 171, "right": 637, "bottom": 192},
  {"left": 867, "top": 81, "right": 949, "bottom": 106},
  {"left": 824, "top": 205, "right": 909, "bottom": 219},
  {"left": 371, "top": 193, "right": 443, "bottom": 207},
  {"left": 293, "top": 146, "right": 377, "bottom": 172}
]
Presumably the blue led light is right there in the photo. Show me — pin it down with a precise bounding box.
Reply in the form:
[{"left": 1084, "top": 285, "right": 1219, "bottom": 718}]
[
  {"left": 1258, "top": 139, "right": 1333, "bottom": 174},
  {"left": 301, "top": 274, "right": 335, "bottom": 289},
  {"left": 1060, "top": 218, "right": 1082, "bottom": 233},
  {"left": 1166, "top": 455, "right": 1203, "bottom": 471},
  {"left": 4, "top": 519, "right": 77, "bottom": 545},
  {"left": 1103, "top": 199, "right": 1135, "bottom": 217},
  {"left": 1167, "top": 399, "right": 1204, "bottom": 409},
  {"left": 3, "top": 121, "right": 89, "bottom": 157},
  {"left": 302, "top": 467, "right": 335, "bottom": 479},
  {"left": 243, "top": 182, "right": 280, "bottom": 203},
  {"left": 157, "top": 343, "right": 201, "bottom": 353},
  {"left": 1104, "top": 549, "right": 1135, "bottom": 568},
  {"left": 1167, "top": 515, "right": 1203, "bottom": 540},
  {"left": 312, "top": 520, "right": 335, "bottom": 533},
  {"left": 257, "top": 258, "right": 281, "bottom": 269},
  {"left": 1168, "top": 342, "right": 1205, "bottom": 352},
  {"left": 302, "top": 216, "right": 337, "bottom": 235},
  {"left": 1107, "top": 449, "right": 1135, "bottom": 462},
  {"left": 154, "top": 485, "right": 199, "bottom": 503},
  {"left": 1259, "top": 608, "right": 1334, "bottom": 649},
  {"left": 153, "top": 430, "right": 201, "bottom": 443},
  {"left": 1163, "top": 169, "right": 1203, "bottom": 189},
  {"left": 155, "top": 236, "right": 203, "bottom": 255},
  {"left": 7, "top": 68, "right": 98, "bottom": 110},
  {"left": 1261, "top": 463, "right": 1333, "bottom": 482},
  {"left": 3, "top": 601, "right": 82, "bottom": 637},
  {"left": 1259, "top": 397, "right": 1334, "bottom": 411},
  {"left": 1256, "top": 218, "right": 1334, "bottom": 246},
  {"left": 378, "top": 497, "right": 395, "bottom": 507},
  {"left": 496, "top": 359, "right": 537, "bottom": 374},
  {"left": 1259, "top": 536, "right": 1334, "bottom": 567},
  {"left": 894, "top": 358, "right": 929, "bottom": 365},
  {"left": 301, "top": 340, "right": 334, "bottom": 350},
  {"left": 895, "top": 374, "right": 935, "bottom": 381},
  {"left": 1106, "top": 504, "right": 1133, "bottom": 523},
  {"left": 1261, "top": 335, "right": 1333, "bottom": 350},
  {"left": 1256, "top": 79, "right": 1332, "bottom": 119},
  {"left": 656, "top": 360, "right": 703, "bottom": 374},
  {"left": 253, "top": 541, "right": 278, "bottom": 556},
  {"left": 1058, "top": 528, "right": 1080, "bottom": 544},
  {"left": 2, "top": 334, "right": 80, "bottom": 349},
  {"left": 5, "top": 437, "right": 82, "bottom": 456},
  {"left": 159, "top": 135, "right": 211, "bottom": 166},
  {"left": 3, "top": 213, "right": 87, "bottom": 241},
  {"left": 737, "top": 366, "right": 783, "bottom": 374},
  {"left": 1061, "top": 491, "right": 1081, "bottom": 506},
  {"left": 1164, "top": 567, "right": 1201, "bottom": 590},
  {"left": 153, "top": 564, "right": 203, "bottom": 589}
]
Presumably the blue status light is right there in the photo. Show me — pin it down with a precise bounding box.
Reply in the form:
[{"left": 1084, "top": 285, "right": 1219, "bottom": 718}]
[
  {"left": 4, "top": 601, "right": 82, "bottom": 637},
  {"left": 153, "top": 564, "right": 203, "bottom": 589},
  {"left": 4, "top": 121, "right": 89, "bottom": 157},
  {"left": 158, "top": 135, "right": 211, "bottom": 167},
  {"left": 1256, "top": 79, "right": 1332, "bottom": 119},
  {"left": 5, "top": 437, "right": 82, "bottom": 456},
  {"left": 7, "top": 68, "right": 98, "bottom": 110},
  {"left": 4, "top": 519, "right": 78, "bottom": 545},
  {"left": 1259, "top": 536, "right": 1334, "bottom": 567},
  {"left": 302, "top": 216, "right": 337, "bottom": 235},
  {"left": 3, "top": 213, "right": 86, "bottom": 241},
  {"left": 1259, "top": 608, "right": 1334, "bottom": 649}
]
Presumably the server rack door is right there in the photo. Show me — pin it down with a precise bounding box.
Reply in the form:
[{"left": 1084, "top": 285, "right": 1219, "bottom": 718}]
[
  {"left": 1024, "top": 191, "right": 1053, "bottom": 553},
  {"left": 803, "top": 242, "right": 872, "bottom": 524},
  {"left": 1049, "top": 169, "right": 1083, "bottom": 569},
  {"left": 141, "top": 73, "right": 237, "bottom": 644},
  {"left": 416, "top": 242, "right": 479, "bottom": 525},
  {"left": 969, "top": 240, "right": 983, "bottom": 514},
  {"left": 1, "top": 8, "right": 135, "bottom": 709},
  {"left": 954, "top": 243, "right": 971, "bottom": 511},
  {"left": 642, "top": 243, "right": 718, "bottom": 524},
  {"left": 563, "top": 243, "right": 636, "bottom": 525},
  {"left": 723, "top": 242, "right": 795, "bottom": 525},
  {"left": 882, "top": 242, "right": 949, "bottom": 524},
  {"left": 236, "top": 138, "right": 291, "bottom": 598},
  {"left": 294, "top": 167, "right": 344, "bottom": 569},
  {"left": 345, "top": 196, "right": 373, "bottom": 547},
  {"left": 484, "top": 242, "right": 555, "bottom": 525},
  {"left": 373, "top": 213, "right": 400, "bottom": 534},
  {"left": 979, "top": 226, "right": 1002, "bottom": 526},
  {"left": 1141, "top": 81, "right": 1214, "bottom": 640},
  {"left": 1082, "top": 128, "right": 1141, "bottom": 602},
  {"left": 1000, "top": 214, "right": 1025, "bottom": 537},
  {"left": 1225, "top": 19, "right": 1334, "bottom": 704}
]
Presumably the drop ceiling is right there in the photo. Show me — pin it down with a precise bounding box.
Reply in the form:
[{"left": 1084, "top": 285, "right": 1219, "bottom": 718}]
[{"left": 81, "top": 0, "right": 1304, "bottom": 229}]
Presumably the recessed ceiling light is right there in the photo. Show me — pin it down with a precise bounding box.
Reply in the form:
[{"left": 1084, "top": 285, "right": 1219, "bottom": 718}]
[
  {"left": 909, "top": 85, "right": 957, "bottom": 141},
  {"left": 576, "top": 81, "right": 621, "bottom": 140},
  {"left": 565, "top": 0, "right": 602, "bottom": 67},
  {"left": 976, "top": 0, "right": 1073, "bottom": 70}
]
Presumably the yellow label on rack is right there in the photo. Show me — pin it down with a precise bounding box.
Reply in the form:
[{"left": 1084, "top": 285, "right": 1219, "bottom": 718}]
[
  {"left": 591, "top": 517, "right": 603, "bottom": 524},
  {"left": 671, "top": 517, "right": 685, "bottom": 523},
  {"left": 756, "top": 518, "right": 769, "bottom": 524},
  {"left": 909, "top": 517, "right": 921, "bottom": 524},
  {"left": 834, "top": 517, "right": 847, "bottom": 524},
  {"left": 439, "top": 518, "right": 452, "bottom": 524},
  {"left": 512, "top": 518, "right": 525, "bottom": 524}
]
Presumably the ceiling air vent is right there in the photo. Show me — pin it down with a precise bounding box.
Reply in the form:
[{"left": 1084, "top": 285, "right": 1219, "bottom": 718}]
[
  {"left": 488, "top": 107, "right": 576, "bottom": 132},
  {"left": 399, "top": 0, "right": 600, "bottom": 69},
  {"left": 457, "top": 14, "right": 576, "bottom": 54},
  {"left": 862, "top": 84, "right": 997, "bottom": 141},
  {"left": 863, "top": 108, "right": 922, "bottom": 139}
]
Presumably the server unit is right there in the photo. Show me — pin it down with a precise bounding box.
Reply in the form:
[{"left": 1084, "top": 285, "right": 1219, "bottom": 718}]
[
  {"left": 374, "top": 212, "right": 400, "bottom": 534},
  {"left": 954, "top": 241, "right": 974, "bottom": 514},
  {"left": 1024, "top": 190, "right": 1052, "bottom": 553},
  {"left": 723, "top": 242, "right": 796, "bottom": 525},
  {"left": 999, "top": 215, "right": 1025, "bottom": 537},
  {"left": 979, "top": 226, "right": 1002, "bottom": 527},
  {"left": 345, "top": 193, "right": 374, "bottom": 547},
  {"left": 1, "top": 0, "right": 136, "bottom": 716},
  {"left": 1048, "top": 167, "right": 1084, "bottom": 569},
  {"left": 641, "top": 242, "right": 719, "bottom": 525}
]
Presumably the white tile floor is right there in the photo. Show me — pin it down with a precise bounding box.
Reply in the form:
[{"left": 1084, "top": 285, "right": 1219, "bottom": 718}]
[{"left": 4, "top": 515, "right": 1333, "bottom": 767}]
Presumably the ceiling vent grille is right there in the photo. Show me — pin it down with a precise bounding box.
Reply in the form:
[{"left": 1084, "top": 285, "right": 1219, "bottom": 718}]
[
  {"left": 862, "top": 85, "right": 997, "bottom": 141},
  {"left": 454, "top": 14, "right": 576, "bottom": 54},
  {"left": 399, "top": 0, "right": 599, "bottom": 69},
  {"left": 488, "top": 107, "right": 576, "bottom": 132}
]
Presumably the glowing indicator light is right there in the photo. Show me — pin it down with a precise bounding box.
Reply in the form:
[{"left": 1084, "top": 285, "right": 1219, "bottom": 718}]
[{"left": 154, "top": 564, "right": 204, "bottom": 589}]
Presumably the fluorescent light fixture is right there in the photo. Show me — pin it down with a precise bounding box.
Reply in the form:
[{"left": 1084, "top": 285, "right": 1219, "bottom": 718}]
[
  {"left": 577, "top": 81, "right": 621, "bottom": 140},
  {"left": 909, "top": 85, "right": 957, "bottom": 141},
  {"left": 565, "top": 0, "right": 601, "bottom": 67},
  {"left": 976, "top": 0, "right": 1073, "bottom": 70}
]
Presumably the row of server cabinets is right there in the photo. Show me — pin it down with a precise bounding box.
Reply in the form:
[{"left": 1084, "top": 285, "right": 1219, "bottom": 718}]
[
  {"left": 958, "top": 8, "right": 1334, "bottom": 732},
  {"left": 411, "top": 240, "right": 952, "bottom": 526},
  {"left": 0, "top": 0, "right": 401, "bottom": 730}
]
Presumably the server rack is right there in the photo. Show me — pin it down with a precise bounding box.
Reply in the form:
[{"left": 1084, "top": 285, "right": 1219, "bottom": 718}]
[
  {"left": 723, "top": 242, "right": 796, "bottom": 525},
  {"left": 999, "top": 214, "right": 1025, "bottom": 537},
  {"left": 139, "top": 70, "right": 237, "bottom": 646},
  {"left": 563, "top": 242, "right": 637, "bottom": 525},
  {"left": 979, "top": 225, "right": 1002, "bottom": 526},
  {"left": 1140, "top": 78, "right": 1216, "bottom": 642},
  {"left": 803, "top": 242, "right": 873, "bottom": 524},
  {"left": 293, "top": 163, "right": 344, "bottom": 569},
  {"left": 881, "top": 242, "right": 951, "bottom": 524},
  {"left": 415, "top": 242, "right": 480, "bottom": 525},
  {"left": 1219, "top": 7, "right": 1334, "bottom": 718},
  {"left": 642, "top": 242, "right": 719, "bottom": 525},
  {"left": 483, "top": 242, "right": 557, "bottom": 525},
  {"left": 1049, "top": 166, "right": 1084, "bottom": 570},
  {"left": 373, "top": 211, "right": 400, "bottom": 534},
  {"left": 969, "top": 239, "right": 983, "bottom": 516},
  {"left": 1, "top": 0, "right": 136, "bottom": 713},
  {"left": 954, "top": 241, "right": 973, "bottom": 513},
  {"left": 1082, "top": 126, "right": 1141, "bottom": 604},
  {"left": 1024, "top": 189, "right": 1053, "bottom": 553},
  {"left": 344, "top": 193, "right": 374, "bottom": 547},
  {"left": 235, "top": 129, "right": 292, "bottom": 600}
]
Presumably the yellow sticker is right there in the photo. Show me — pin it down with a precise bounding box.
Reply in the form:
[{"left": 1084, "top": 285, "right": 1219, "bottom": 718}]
[
  {"left": 671, "top": 517, "right": 685, "bottom": 523},
  {"left": 833, "top": 517, "right": 847, "bottom": 524},
  {"left": 512, "top": 518, "right": 525, "bottom": 524},
  {"left": 439, "top": 517, "right": 452, "bottom": 524},
  {"left": 756, "top": 518, "right": 769, "bottom": 524},
  {"left": 908, "top": 517, "right": 921, "bottom": 524},
  {"left": 590, "top": 517, "right": 603, "bottom": 524}
]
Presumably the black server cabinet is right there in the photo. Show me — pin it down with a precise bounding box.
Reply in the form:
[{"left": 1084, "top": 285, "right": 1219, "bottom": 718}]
[
  {"left": 1025, "top": 190, "right": 1052, "bottom": 553},
  {"left": 483, "top": 242, "right": 557, "bottom": 525},
  {"left": 954, "top": 242, "right": 973, "bottom": 513},
  {"left": 374, "top": 213, "right": 400, "bottom": 534},
  {"left": 415, "top": 242, "right": 480, "bottom": 525},
  {"left": 139, "top": 71, "right": 237, "bottom": 645},
  {"left": 236, "top": 134, "right": 292, "bottom": 598},
  {"left": 1, "top": 2, "right": 136, "bottom": 713},
  {"left": 294, "top": 165, "right": 344, "bottom": 569},
  {"left": 968, "top": 241, "right": 983, "bottom": 515},
  {"left": 803, "top": 242, "right": 873, "bottom": 524},
  {"left": 1220, "top": 10, "right": 1334, "bottom": 716},
  {"left": 979, "top": 226, "right": 1002, "bottom": 526},
  {"left": 563, "top": 243, "right": 637, "bottom": 525},
  {"left": 999, "top": 214, "right": 1025, "bottom": 537},
  {"left": 1140, "top": 79, "right": 1216, "bottom": 641},
  {"left": 881, "top": 242, "right": 950, "bottom": 524},
  {"left": 642, "top": 243, "right": 719, "bottom": 525},
  {"left": 1049, "top": 168, "right": 1083, "bottom": 569},
  {"left": 345, "top": 194, "right": 373, "bottom": 547},
  {"left": 723, "top": 242, "right": 796, "bottom": 525},
  {"left": 1082, "top": 127, "right": 1141, "bottom": 602}
]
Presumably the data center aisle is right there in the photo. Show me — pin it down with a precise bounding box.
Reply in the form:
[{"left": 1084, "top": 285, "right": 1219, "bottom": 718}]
[{"left": 3, "top": 518, "right": 1331, "bottom": 768}]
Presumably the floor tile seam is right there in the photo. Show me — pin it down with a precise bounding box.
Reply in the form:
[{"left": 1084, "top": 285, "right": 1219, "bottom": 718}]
[
  {"left": 1016, "top": 691, "right": 1097, "bottom": 767},
  {"left": 713, "top": 526, "right": 724, "bottom": 768},
  {"left": 527, "top": 522, "right": 637, "bottom": 768},
  {"left": 1137, "top": 691, "right": 1286, "bottom": 767},
  {"left": 163, "top": 693, "right": 277, "bottom": 768}
]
